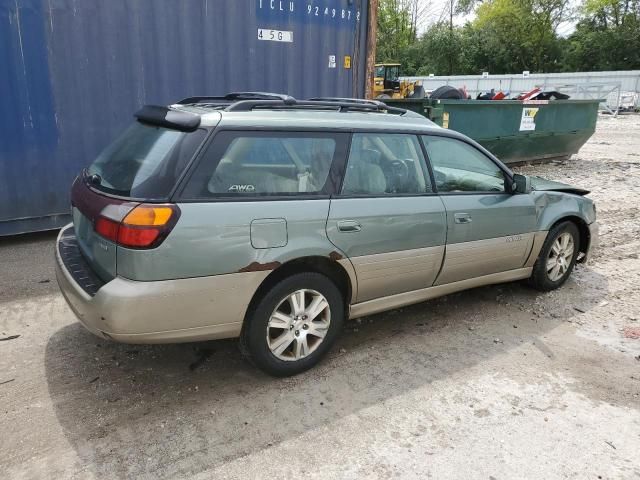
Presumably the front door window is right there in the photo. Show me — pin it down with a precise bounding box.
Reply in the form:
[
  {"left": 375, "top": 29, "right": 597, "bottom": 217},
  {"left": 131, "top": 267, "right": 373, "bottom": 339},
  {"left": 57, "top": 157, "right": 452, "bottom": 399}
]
[{"left": 422, "top": 136, "right": 506, "bottom": 193}]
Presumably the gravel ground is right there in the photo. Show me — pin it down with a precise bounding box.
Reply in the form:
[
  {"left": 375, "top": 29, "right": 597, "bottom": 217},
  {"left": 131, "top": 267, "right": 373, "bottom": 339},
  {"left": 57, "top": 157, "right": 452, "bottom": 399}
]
[{"left": 1, "top": 114, "right": 639, "bottom": 479}]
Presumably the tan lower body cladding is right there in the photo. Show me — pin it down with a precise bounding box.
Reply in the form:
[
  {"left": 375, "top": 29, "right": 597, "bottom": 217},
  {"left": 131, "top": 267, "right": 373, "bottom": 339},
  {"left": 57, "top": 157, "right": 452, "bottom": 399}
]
[{"left": 348, "top": 231, "right": 548, "bottom": 319}]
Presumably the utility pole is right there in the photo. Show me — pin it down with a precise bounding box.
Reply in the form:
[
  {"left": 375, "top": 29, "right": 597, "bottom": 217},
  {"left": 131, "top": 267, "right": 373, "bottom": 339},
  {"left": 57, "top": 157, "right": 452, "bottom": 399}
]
[
  {"left": 449, "top": 0, "right": 454, "bottom": 75},
  {"left": 365, "top": 0, "right": 379, "bottom": 99}
]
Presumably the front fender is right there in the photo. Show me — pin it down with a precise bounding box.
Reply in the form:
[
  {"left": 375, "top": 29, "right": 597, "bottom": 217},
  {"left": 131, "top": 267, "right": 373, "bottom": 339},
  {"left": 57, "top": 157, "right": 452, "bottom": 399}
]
[{"left": 533, "top": 191, "right": 596, "bottom": 231}]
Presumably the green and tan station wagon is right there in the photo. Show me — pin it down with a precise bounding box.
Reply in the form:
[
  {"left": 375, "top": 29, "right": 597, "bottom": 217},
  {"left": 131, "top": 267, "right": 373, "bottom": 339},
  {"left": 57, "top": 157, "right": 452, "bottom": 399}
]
[{"left": 55, "top": 93, "right": 598, "bottom": 376}]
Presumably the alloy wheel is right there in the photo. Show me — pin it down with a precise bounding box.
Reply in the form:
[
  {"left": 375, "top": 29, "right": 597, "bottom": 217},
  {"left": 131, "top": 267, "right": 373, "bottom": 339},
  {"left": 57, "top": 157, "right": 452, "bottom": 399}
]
[
  {"left": 266, "top": 289, "right": 331, "bottom": 361},
  {"left": 546, "top": 232, "right": 575, "bottom": 281}
]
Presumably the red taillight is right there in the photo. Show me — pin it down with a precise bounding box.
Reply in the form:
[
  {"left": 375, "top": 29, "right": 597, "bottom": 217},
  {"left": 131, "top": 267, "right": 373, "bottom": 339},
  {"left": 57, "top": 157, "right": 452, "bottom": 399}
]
[
  {"left": 117, "top": 225, "right": 161, "bottom": 247},
  {"left": 94, "top": 204, "right": 179, "bottom": 249},
  {"left": 95, "top": 217, "right": 120, "bottom": 243}
]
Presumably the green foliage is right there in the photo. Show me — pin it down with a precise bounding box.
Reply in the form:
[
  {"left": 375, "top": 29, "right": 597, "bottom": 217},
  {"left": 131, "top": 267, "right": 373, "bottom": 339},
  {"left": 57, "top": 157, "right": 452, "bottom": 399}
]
[
  {"left": 377, "top": 0, "right": 640, "bottom": 75},
  {"left": 563, "top": 0, "right": 640, "bottom": 70},
  {"left": 470, "top": 0, "right": 567, "bottom": 72},
  {"left": 396, "top": 23, "right": 467, "bottom": 76},
  {"left": 376, "top": 0, "right": 419, "bottom": 62}
]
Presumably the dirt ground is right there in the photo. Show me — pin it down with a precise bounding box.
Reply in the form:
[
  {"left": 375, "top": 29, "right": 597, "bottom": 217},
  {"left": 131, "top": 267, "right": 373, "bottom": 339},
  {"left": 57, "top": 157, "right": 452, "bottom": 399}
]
[{"left": 1, "top": 114, "right": 639, "bottom": 480}]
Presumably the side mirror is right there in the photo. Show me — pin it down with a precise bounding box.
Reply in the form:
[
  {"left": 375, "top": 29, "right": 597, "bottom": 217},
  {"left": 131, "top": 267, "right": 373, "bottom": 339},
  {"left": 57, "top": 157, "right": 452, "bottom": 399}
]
[{"left": 511, "top": 173, "right": 531, "bottom": 194}]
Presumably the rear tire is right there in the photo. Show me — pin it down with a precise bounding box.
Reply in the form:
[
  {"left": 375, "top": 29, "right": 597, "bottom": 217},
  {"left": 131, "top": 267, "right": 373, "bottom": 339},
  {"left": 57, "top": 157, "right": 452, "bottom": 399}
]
[
  {"left": 528, "top": 221, "right": 580, "bottom": 291},
  {"left": 241, "top": 272, "right": 344, "bottom": 376}
]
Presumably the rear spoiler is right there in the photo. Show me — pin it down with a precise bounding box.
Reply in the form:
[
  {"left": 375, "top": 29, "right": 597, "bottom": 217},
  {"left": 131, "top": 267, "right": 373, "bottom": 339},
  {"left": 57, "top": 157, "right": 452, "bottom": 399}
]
[{"left": 134, "top": 105, "right": 201, "bottom": 132}]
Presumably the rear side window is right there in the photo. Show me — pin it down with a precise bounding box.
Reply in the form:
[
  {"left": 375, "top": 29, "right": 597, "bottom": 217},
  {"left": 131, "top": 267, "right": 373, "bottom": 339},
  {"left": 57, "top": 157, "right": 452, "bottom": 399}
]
[
  {"left": 181, "top": 131, "right": 348, "bottom": 198},
  {"left": 87, "top": 122, "right": 206, "bottom": 199},
  {"left": 341, "top": 133, "right": 432, "bottom": 195},
  {"left": 422, "top": 135, "right": 506, "bottom": 193}
]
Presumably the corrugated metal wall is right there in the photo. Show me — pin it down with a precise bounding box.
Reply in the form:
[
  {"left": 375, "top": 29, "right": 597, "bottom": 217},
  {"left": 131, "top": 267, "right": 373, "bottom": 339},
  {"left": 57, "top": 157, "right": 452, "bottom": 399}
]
[{"left": 0, "top": 0, "right": 369, "bottom": 235}]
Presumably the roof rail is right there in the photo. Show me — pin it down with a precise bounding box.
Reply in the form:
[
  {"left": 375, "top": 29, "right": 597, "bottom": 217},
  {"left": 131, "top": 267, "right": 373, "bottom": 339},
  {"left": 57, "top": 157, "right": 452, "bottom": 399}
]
[
  {"left": 177, "top": 95, "right": 227, "bottom": 105},
  {"left": 226, "top": 92, "right": 296, "bottom": 103},
  {"left": 175, "top": 92, "right": 409, "bottom": 115},
  {"left": 308, "top": 97, "right": 385, "bottom": 107},
  {"left": 177, "top": 92, "right": 296, "bottom": 105},
  {"left": 226, "top": 97, "right": 408, "bottom": 115}
]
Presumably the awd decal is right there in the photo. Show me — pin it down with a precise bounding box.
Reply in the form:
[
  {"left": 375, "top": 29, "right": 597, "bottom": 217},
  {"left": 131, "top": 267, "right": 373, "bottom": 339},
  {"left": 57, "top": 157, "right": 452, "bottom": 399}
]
[{"left": 229, "top": 184, "right": 256, "bottom": 192}]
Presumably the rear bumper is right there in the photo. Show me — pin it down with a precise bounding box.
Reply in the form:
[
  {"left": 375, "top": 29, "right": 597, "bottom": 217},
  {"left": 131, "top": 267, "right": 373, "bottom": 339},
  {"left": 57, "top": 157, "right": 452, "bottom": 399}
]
[{"left": 55, "top": 225, "right": 269, "bottom": 344}]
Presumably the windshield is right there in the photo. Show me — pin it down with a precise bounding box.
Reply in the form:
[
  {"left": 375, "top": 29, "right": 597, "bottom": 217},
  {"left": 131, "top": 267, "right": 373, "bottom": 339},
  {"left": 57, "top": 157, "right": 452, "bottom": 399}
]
[
  {"left": 375, "top": 66, "right": 386, "bottom": 77},
  {"left": 87, "top": 122, "right": 206, "bottom": 199}
]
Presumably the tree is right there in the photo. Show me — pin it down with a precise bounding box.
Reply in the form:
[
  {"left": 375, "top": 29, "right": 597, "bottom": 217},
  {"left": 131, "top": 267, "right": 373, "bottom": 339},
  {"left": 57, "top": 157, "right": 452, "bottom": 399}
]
[
  {"left": 397, "top": 22, "right": 469, "bottom": 75},
  {"left": 562, "top": 0, "right": 640, "bottom": 70},
  {"left": 470, "top": 0, "right": 568, "bottom": 72},
  {"left": 376, "top": 0, "right": 422, "bottom": 62},
  {"left": 374, "top": 0, "right": 639, "bottom": 77}
]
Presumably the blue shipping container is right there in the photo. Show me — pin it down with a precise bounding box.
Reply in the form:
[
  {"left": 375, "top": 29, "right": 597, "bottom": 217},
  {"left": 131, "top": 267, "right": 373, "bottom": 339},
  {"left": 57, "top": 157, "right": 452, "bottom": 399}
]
[{"left": 0, "top": 0, "right": 369, "bottom": 235}]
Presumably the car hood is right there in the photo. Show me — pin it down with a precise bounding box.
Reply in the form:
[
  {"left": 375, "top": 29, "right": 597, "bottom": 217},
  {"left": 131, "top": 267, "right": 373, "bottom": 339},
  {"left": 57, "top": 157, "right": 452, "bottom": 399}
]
[{"left": 529, "top": 176, "right": 590, "bottom": 196}]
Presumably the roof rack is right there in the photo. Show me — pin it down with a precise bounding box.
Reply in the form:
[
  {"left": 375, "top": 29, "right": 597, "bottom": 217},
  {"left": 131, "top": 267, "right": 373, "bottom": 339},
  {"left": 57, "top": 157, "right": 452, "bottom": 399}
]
[
  {"left": 177, "top": 92, "right": 296, "bottom": 105},
  {"left": 176, "top": 92, "right": 408, "bottom": 116},
  {"left": 308, "top": 97, "right": 385, "bottom": 107}
]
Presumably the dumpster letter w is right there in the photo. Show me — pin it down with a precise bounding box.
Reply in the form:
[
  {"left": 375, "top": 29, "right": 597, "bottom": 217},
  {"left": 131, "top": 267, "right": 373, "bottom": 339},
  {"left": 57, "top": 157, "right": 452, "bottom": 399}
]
[{"left": 519, "top": 107, "right": 539, "bottom": 131}]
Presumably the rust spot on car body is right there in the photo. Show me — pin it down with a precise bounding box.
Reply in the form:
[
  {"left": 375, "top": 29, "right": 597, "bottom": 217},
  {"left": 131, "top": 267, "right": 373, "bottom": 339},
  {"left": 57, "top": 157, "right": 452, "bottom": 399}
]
[
  {"left": 238, "top": 261, "right": 282, "bottom": 273},
  {"left": 329, "top": 251, "right": 344, "bottom": 261}
]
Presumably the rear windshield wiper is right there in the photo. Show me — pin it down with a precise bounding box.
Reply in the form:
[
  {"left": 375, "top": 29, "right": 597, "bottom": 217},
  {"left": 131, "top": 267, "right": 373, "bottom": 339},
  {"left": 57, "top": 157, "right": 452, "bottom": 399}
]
[
  {"left": 82, "top": 169, "right": 102, "bottom": 186},
  {"left": 89, "top": 174, "right": 102, "bottom": 186}
]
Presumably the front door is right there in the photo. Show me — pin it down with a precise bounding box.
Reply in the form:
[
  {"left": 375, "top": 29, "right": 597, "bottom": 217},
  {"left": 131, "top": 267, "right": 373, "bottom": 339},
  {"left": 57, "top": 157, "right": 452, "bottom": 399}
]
[
  {"left": 421, "top": 134, "right": 538, "bottom": 285},
  {"left": 327, "top": 133, "right": 447, "bottom": 303}
]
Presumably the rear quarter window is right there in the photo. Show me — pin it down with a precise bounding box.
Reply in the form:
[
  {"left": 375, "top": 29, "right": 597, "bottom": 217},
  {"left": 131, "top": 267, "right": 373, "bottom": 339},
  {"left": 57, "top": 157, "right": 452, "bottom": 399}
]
[{"left": 180, "top": 131, "right": 348, "bottom": 198}]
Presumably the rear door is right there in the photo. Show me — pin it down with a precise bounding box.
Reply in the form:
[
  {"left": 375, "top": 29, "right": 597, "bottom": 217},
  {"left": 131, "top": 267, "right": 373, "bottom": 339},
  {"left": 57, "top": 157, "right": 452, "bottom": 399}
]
[
  {"left": 421, "top": 135, "right": 537, "bottom": 285},
  {"left": 326, "top": 133, "right": 446, "bottom": 303}
]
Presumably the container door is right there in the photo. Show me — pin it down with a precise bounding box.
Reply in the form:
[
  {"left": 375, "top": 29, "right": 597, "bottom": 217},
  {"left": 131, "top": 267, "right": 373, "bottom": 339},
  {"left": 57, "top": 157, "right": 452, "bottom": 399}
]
[
  {"left": 327, "top": 133, "right": 446, "bottom": 303},
  {"left": 421, "top": 135, "right": 537, "bottom": 285}
]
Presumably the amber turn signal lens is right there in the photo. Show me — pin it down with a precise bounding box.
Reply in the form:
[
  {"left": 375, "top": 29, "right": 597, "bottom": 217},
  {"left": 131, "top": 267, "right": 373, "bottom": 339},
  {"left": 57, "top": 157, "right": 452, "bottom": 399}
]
[
  {"left": 94, "top": 204, "right": 179, "bottom": 249},
  {"left": 123, "top": 205, "right": 174, "bottom": 226}
]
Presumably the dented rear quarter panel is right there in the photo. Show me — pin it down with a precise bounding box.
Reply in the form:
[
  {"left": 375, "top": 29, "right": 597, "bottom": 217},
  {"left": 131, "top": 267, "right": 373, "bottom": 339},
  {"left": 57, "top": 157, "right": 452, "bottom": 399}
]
[{"left": 116, "top": 199, "right": 344, "bottom": 281}]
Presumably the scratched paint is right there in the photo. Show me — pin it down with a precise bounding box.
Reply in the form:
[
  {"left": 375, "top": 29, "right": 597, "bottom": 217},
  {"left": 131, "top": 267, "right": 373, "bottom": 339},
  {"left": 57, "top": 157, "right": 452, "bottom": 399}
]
[{"left": 0, "top": 0, "right": 368, "bottom": 235}]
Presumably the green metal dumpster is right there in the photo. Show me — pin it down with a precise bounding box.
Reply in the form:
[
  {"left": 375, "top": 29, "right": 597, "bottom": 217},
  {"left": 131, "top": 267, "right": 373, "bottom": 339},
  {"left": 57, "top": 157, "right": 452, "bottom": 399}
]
[{"left": 384, "top": 98, "right": 601, "bottom": 164}]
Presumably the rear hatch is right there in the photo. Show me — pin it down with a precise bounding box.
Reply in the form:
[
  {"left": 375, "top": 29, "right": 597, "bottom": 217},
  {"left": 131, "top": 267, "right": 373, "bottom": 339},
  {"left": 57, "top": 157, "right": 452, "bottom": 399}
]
[
  {"left": 70, "top": 179, "right": 139, "bottom": 281},
  {"left": 70, "top": 109, "right": 208, "bottom": 282}
]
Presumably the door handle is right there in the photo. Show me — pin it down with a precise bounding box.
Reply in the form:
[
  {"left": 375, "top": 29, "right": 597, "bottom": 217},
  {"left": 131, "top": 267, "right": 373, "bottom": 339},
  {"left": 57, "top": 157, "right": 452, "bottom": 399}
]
[
  {"left": 337, "top": 220, "right": 362, "bottom": 233},
  {"left": 454, "top": 213, "right": 472, "bottom": 224}
]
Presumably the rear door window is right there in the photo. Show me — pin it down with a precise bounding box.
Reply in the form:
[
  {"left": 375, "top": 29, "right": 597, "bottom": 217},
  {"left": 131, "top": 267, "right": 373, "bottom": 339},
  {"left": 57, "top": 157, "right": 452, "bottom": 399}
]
[
  {"left": 341, "top": 133, "right": 432, "bottom": 195},
  {"left": 181, "top": 131, "right": 348, "bottom": 198},
  {"left": 87, "top": 122, "right": 207, "bottom": 199}
]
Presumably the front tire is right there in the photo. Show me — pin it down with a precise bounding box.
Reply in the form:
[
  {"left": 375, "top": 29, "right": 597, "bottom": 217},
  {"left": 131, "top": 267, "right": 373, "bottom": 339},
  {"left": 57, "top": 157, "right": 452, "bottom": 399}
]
[
  {"left": 241, "top": 272, "right": 344, "bottom": 376},
  {"left": 528, "top": 221, "right": 580, "bottom": 291}
]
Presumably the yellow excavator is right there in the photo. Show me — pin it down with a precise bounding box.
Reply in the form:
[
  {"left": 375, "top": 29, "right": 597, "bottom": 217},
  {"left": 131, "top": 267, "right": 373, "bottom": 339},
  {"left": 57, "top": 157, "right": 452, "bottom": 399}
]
[{"left": 372, "top": 63, "right": 425, "bottom": 99}]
